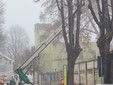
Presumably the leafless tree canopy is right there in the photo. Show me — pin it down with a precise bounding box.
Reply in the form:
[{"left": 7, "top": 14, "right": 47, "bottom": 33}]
[{"left": 6, "top": 25, "right": 29, "bottom": 60}]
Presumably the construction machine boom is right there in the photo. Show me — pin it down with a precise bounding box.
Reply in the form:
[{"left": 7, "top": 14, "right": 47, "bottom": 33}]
[{"left": 15, "top": 27, "right": 62, "bottom": 84}]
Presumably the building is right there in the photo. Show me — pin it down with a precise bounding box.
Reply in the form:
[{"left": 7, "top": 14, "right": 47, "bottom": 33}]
[
  {"left": 34, "top": 23, "right": 67, "bottom": 73},
  {"left": 34, "top": 23, "right": 99, "bottom": 72},
  {"left": 0, "top": 52, "right": 13, "bottom": 81}
]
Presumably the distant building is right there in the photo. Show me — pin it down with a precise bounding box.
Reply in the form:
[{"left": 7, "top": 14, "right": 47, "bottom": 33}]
[
  {"left": 77, "top": 36, "right": 99, "bottom": 62},
  {"left": 34, "top": 23, "right": 67, "bottom": 72},
  {"left": 34, "top": 23, "right": 99, "bottom": 73},
  {"left": 0, "top": 52, "right": 13, "bottom": 80},
  {"left": 34, "top": 23, "right": 51, "bottom": 47}
]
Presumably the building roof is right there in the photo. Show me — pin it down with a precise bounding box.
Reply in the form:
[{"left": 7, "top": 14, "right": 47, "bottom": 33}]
[
  {"left": 34, "top": 23, "right": 51, "bottom": 32},
  {"left": 34, "top": 21, "right": 61, "bottom": 32}
]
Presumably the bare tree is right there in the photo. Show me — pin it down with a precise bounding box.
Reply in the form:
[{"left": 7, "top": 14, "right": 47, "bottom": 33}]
[
  {"left": 88, "top": 0, "right": 113, "bottom": 83},
  {"left": 35, "top": 0, "right": 86, "bottom": 85},
  {"left": 56, "top": 0, "right": 84, "bottom": 85},
  {"left": 6, "top": 25, "right": 29, "bottom": 69},
  {"left": 15, "top": 48, "right": 31, "bottom": 68}
]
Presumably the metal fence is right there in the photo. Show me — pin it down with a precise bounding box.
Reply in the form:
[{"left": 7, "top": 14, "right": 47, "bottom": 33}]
[
  {"left": 74, "top": 59, "right": 103, "bottom": 85},
  {"left": 38, "top": 59, "right": 102, "bottom": 85},
  {"left": 39, "top": 71, "right": 62, "bottom": 85}
]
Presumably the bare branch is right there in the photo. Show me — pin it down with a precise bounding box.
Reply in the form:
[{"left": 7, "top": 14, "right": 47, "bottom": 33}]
[
  {"left": 73, "top": 0, "right": 85, "bottom": 17},
  {"left": 56, "top": 0, "right": 61, "bottom": 11},
  {"left": 88, "top": 0, "right": 100, "bottom": 27},
  {"left": 102, "top": 0, "right": 111, "bottom": 32},
  {"left": 75, "top": 0, "right": 82, "bottom": 47},
  {"left": 111, "top": 0, "right": 113, "bottom": 32},
  {"left": 90, "top": 20, "right": 99, "bottom": 35},
  {"left": 81, "top": 28, "right": 97, "bottom": 34},
  {"left": 111, "top": 0, "right": 113, "bottom": 18},
  {"left": 95, "top": 0, "right": 102, "bottom": 20},
  {"left": 67, "top": 0, "right": 75, "bottom": 46},
  {"left": 60, "top": 0, "right": 69, "bottom": 49},
  {"left": 73, "top": 9, "right": 77, "bottom": 19}
]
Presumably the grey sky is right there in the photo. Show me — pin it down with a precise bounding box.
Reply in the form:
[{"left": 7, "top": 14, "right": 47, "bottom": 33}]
[{"left": 4, "top": 0, "right": 41, "bottom": 45}]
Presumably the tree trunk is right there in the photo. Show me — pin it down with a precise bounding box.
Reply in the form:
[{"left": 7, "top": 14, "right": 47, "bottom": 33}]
[
  {"left": 108, "top": 52, "right": 113, "bottom": 83},
  {"left": 111, "top": 60, "right": 113, "bottom": 83},
  {"left": 103, "top": 41, "right": 112, "bottom": 83},
  {"left": 67, "top": 52, "right": 76, "bottom": 85},
  {"left": 104, "top": 54, "right": 111, "bottom": 83}
]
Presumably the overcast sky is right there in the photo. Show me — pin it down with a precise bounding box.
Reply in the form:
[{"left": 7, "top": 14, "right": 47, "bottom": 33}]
[{"left": 4, "top": 0, "right": 41, "bottom": 45}]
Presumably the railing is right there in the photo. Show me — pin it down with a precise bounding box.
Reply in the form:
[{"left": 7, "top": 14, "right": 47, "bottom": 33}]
[
  {"left": 37, "top": 59, "right": 102, "bottom": 85},
  {"left": 74, "top": 59, "right": 103, "bottom": 85}
]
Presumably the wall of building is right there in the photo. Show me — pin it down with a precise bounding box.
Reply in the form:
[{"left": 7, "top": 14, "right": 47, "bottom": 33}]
[{"left": 34, "top": 23, "right": 99, "bottom": 73}]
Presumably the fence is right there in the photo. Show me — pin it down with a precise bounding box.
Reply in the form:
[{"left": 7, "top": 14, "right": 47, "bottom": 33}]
[
  {"left": 74, "top": 59, "right": 103, "bottom": 85},
  {"left": 38, "top": 71, "right": 62, "bottom": 85},
  {"left": 38, "top": 59, "right": 102, "bottom": 85}
]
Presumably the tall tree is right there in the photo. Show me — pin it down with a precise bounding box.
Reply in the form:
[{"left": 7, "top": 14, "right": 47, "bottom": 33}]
[
  {"left": 6, "top": 25, "right": 29, "bottom": 69},
  {"left": 88, "top": 0, "right": 113, "bottom": 83},
  {"left": 56, "top": 0, "right": 83, "bottom": 85}
]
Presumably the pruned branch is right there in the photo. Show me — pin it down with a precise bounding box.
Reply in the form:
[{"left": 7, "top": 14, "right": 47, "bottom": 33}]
[
  {"left": 101, "top": 0, "right": 111, "bottom": 32},
  {"left": 95, "top": 0, "right": 102, "bottom": 20},
  {"left": 111, "top": 0, "right": 113, "bottom": 18},
  {"left": 111, "top": 0, "right": 113, "bottom": 32},
  {"left": 73, "top": 0, "right": 85, "bottom": 19},
  {"left": 75, "top": 0, "right": 82, "bottom": 47},
  {"left": 67, "top": 0, "right": 75, "bottom": 46},
  {"left": 88, "top": 0, "right": 100, "bottom": 27},
  {"left": 73, "top": 9, "right": 77, "bottom": 18},
  {"left": 56, "top": 0, "right": 61, "bottom": 11},
  {"left": 60, "top": 0, "right": 69, "bottom": 49}
]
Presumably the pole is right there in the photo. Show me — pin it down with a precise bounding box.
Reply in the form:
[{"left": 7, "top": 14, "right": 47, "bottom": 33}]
[{"left": 63, "top": 65, "right": 67, "bottom": 85}]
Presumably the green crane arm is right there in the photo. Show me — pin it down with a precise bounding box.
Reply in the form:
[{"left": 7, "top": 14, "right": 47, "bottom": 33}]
[
  {"left": 15, "top": 69, "right": 31, "bottom": 84},
  {"left": 15, "top": 27, "right": 62, "bottom": 84}
]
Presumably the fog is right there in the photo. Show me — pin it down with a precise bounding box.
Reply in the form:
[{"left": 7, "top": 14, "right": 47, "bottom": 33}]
[{"left": 4, "top": 0, "right": 41, "bottom": 45}]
